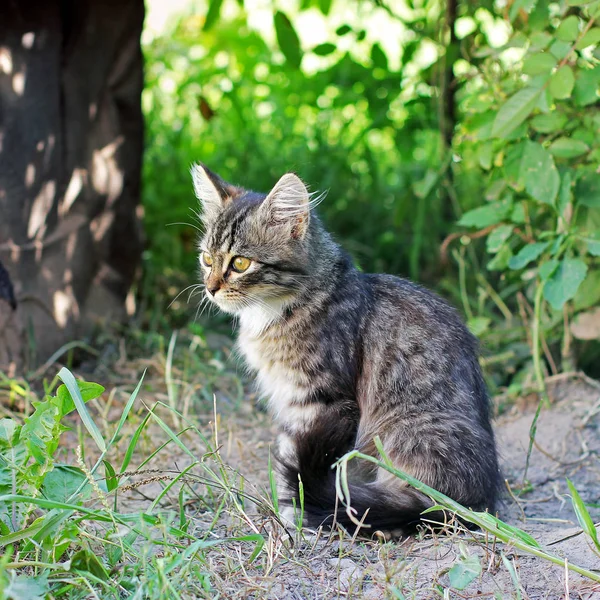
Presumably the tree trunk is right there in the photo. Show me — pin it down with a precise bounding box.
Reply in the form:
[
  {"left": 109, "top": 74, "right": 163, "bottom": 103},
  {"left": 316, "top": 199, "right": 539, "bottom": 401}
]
[{"left": 0, "top": 0, "right": 145, "bottom": 371}]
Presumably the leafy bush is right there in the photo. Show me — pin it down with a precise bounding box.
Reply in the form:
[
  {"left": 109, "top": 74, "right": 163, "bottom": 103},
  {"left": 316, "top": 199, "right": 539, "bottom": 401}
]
[
  {"left": 142, "top": 1, "right": 458, "bottom": 281},
  {"left": 451, "top": 0, "right": 600, "bottom": 387},
  {"left": 141, "top": 0, "right": 599, "bottom": 387}
]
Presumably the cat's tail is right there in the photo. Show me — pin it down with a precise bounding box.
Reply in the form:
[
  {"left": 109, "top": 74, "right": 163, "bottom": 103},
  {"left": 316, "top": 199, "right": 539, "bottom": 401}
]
[{"left": 276, "top": 414, "right": 434, "bottom": 535}]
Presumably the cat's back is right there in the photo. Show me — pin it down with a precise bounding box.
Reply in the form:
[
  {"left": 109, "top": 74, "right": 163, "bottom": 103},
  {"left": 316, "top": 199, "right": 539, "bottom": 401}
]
[
  {"left": 357, "top": 272, "right": 486, "bottom": 413},
  {"left": 360, "top": 272, "right": 473, "bottom": 346}
]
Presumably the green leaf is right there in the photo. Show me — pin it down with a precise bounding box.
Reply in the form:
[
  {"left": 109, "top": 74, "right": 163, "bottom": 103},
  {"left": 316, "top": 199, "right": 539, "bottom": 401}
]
[
  {"left": 549, "top": 66, "right": 575, "bottom": 99},
  {"left": 0, "top": 419, "right": 19, "bottom": 446},
  {"left": 508, "top": 241, "right": 550, "bottom": 269},
  {"left": 4, "top": 574, "right": 49, "bottom": 600},
  {"left": 274, "top": 12, "right": 302, "bottom": 69},
  {"left": 41, "top": 465, "right": 88, "bottom": 503},
  {"left": 70, "top": 548, "right": 110, "bottom": 580},
  {"left": 575, "top": 27, "right": 600, "bottom": 49},
  {"left": 555, "top": 15, "right": 580, "bottom": 41},
  {"left": 318, "top": 0, "right": 333, "bottom": 15},
  {"left": 313, "top": 43, "right": 336, "bottom": 56},
  {"left": 458, "top": 200, "right": 512, "bottom": 228},
  {"left": 203, "top": 0, "right": 223, "bottom": 31},
  {"left": 558, "top": 171, "right": 572, "bottom": 218},
  {"left": 549, "top": 40, "right": 572, "bottom": 59},
  {"left": 574, "top": 270, "right": 600, "bottom": 310},
  {"left": 511, "top": 202, "right": 526, "bottom": 224},
  {"left": 487, "top": 224, "right": 513, "bottom": 253},
  {"left": 504, "top": 143, "right": 526, "bottom": 190},
  {"left": 543, "top": 258, "right": 588, "bottom": 310},
  {"left": 371, "top": 44, "right": 388, "bottom": 70},
  {"left": 21, "top": 401, "right": 61, "bottom": 464},
  {"left": 103, "top": 460, "right": 118, "bottom": 492},
  {"left": 336, "top": 25, "right": 352, "bottom": 36},
  {"left": 580, "top": 233, "right": 600, "bottom": 256},
  {"left": 522, "top": 53, "right": 556, "bottom": 75},
  {"left": 529, "top": 31, "right": 552, "bottom": 50},
  {"left": 487, "top": 245, "right": 512, "bottom": 271},
  {"left": 448, "top": 554, "right": 482, "bottom": 590},
  {"left": 520, "top": 141, "right": 560, "bottom": 205},
  {"left": 548, "top": 138, "right": 589, "bottom": 158},
  {"left": 539, "top": 258, "right": 559, "bottom": 281},
  {"left": 574, "top": 66, "right": 600, "bottom": 106},
  {"left": 509, "top": 0, "right": 538, "bottom": 21},
  {"left": 58, "top": 368, "right": 106, "bottom": 452},
  {"left": 575, "top": 170, "right": 600, "bottom": 207},
  {"left": 530, "top": 112, "right": 568, "bottom": 133},
  {"left": 478, "top": 142, "right": 493, "bottom": 170},
  {"left": 467, "top": 317, "right": 491, "bottom": 336},
  {"left": 492, "top": 87, "right": 541, "bottom": 138},
  {"left": 413, "top": 169, "right": 439, "bottom": 199},
  {"left": 55, "top": 381, "right": 105, "bottom": 417},
  {"left": 567, "top": 479, "right": 600, "bottom": 552}
]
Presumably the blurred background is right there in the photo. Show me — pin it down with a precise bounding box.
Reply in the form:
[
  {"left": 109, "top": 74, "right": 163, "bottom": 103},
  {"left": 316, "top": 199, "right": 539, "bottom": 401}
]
[
  {"left": 141, "top": 0, "right": 600, "bottom": 395},
  {"left": 1, "top": 0, "right": 599, "bottom": 398}
]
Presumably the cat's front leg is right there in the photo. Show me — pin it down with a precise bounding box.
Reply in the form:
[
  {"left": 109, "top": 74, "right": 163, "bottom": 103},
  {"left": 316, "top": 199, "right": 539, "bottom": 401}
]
[{"left": 273, "top": 432, "right": 303, "bottom": 528}]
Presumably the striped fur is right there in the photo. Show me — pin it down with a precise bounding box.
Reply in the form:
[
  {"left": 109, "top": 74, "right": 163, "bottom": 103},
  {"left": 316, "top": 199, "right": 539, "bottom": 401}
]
[{"left": 193, "top": 164, "right": 501, "bottom": 536}]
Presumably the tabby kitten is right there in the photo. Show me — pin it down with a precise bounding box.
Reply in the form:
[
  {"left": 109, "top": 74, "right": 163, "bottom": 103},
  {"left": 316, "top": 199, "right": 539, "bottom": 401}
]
[{"left": 193, "top": 164, "right": 500, "bottom": 534}]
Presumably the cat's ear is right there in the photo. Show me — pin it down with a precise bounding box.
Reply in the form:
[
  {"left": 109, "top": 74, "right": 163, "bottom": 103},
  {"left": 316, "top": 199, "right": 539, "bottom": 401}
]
[
  {"left": 260, "top": 173, "right": 310, "bottom": 239},
  {"left": 191, "top": 164, "right": 238, "bottom": 221}
]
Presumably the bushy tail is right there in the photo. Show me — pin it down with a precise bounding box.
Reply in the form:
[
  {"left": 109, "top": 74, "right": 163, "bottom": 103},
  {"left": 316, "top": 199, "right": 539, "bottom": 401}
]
[{"left": 277, "top": 412, "right": 433, "bottom": 534}]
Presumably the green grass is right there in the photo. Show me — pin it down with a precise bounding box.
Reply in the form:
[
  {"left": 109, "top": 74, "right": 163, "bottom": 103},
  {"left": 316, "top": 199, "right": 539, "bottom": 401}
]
[{"left": 1, "top": 330, "right": 599, "bottom": 599}]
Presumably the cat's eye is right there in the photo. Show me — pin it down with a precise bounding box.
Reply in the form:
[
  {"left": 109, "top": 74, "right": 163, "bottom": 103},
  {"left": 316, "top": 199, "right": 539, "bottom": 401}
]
[
  {"left": 202, "top": 252, "right": 213, "bottom": 267},
  {"left": 231, "top": 256, "right": 251, "bottom": 273}
]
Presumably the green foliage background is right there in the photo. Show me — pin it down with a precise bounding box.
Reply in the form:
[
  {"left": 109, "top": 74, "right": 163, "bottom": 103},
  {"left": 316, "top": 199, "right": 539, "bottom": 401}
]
[{"left": 142, "top": 0, "right": 600, "bottom": 391}]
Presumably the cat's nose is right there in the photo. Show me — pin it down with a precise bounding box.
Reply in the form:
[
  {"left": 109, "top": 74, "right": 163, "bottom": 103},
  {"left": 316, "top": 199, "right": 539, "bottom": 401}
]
[{"left": 207, "top": 283, "right": 221, "bottom": 296}]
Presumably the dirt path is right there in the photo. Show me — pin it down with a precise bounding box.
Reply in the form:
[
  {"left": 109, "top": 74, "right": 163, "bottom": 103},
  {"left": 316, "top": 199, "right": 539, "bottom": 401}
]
[{"left": 88, "top": 370, "right": 600, "bottom": 599}]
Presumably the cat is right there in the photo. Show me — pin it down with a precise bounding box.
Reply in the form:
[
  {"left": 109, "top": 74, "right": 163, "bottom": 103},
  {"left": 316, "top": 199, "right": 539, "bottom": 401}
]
[{"left": 192, "top": 163, "right": 501, "bottom": 536}]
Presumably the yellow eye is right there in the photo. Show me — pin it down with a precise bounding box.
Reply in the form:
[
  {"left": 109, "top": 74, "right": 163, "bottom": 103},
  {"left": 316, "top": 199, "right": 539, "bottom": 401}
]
[
  {"left": 232, "top": 256, "right": 251, "bottom": 273},
  {"left": 202, "top": 252, "right": 213, "bottom": 267}
]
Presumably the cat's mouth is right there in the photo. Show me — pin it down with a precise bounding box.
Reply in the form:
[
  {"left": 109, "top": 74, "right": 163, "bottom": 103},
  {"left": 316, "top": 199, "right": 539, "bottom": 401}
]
[
  {"left": 207, "top": 290, "right": 245, "bottom": 314},
  {"left": 207, "top": 288, "right": 293, "bottom": 319}
]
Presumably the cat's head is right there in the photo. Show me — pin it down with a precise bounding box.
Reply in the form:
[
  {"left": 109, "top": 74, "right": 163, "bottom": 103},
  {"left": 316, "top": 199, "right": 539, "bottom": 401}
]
[{"left": 192, "top": 164, "right": 313, "bottom": 315}]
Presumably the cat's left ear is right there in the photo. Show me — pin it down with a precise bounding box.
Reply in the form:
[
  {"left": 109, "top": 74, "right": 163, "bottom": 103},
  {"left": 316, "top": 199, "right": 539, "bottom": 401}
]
[
  {"left": 191, "top": 164, "right": 239, "bottom": 221},
  {"left": 260, "top": 173, "right": 310, "bottom": 240}
]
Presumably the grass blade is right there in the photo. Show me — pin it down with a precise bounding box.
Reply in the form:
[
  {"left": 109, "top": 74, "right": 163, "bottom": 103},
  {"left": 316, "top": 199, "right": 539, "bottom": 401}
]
[
  {"left": 57, "top": 368, "right": 106, "bottom": 452},
  {"left": 567, "top": 479, "right": 600, "bottom": 554}
]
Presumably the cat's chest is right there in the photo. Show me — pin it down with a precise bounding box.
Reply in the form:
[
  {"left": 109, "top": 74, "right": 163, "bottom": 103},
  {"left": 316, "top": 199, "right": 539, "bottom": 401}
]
[{"left": 237, "top": 307, "right": 311, "bottom": 417}]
